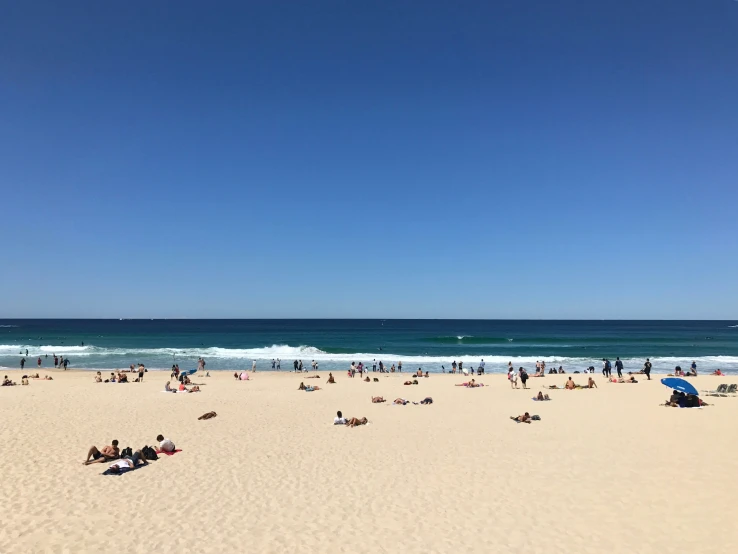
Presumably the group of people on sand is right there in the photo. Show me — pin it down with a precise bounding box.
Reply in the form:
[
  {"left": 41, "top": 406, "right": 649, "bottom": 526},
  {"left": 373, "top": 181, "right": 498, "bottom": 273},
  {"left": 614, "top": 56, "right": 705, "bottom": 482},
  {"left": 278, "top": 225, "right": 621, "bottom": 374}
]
[
  {"left": 164, "top": 380, "right": 200, "bottom": 393},
  {"left": 83, "top": 434, "right": 177, "bottom": 473},
  {"left": 547, "top": 376, "right": 599, "bottom": 390},
  {"left": 664, "top": 390, "right": 706, "bottom": 408},
  {"left": 4, "top": 373, "right": 54, "bottom": 386},
  {"left": 371, "top": 396, "right": 433, "bottom": 405},
  {"left": 668, "top": 362, "right": 698, "bottom": 377}
]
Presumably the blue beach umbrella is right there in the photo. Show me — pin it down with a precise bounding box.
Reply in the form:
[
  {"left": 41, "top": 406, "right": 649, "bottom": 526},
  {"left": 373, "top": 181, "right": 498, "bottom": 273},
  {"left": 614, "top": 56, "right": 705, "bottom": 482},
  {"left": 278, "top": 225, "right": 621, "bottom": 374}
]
[{"left": 661, "top": 377, "right": 698, "bottom": 396}]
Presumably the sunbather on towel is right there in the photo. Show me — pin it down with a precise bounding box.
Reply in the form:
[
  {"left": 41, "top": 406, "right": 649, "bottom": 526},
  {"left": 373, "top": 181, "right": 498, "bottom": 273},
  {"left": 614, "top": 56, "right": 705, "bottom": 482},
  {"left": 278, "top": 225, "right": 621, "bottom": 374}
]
[
  {"left": 418, "top": 397, "right": 433, "bottom": 404},
  {"left": 106, "top": 450, "right": 148, "bottom": 473},
  {"left": 394, "top": 398, "right": 408, "bottom": 405},
  {"left": 372, "top": 396, "right": 386, "bottom": 403},
  {"left": 511, "top": 413, "right": 532, "bottom": 424},
  {"left": 535, "top": 392, "right": 551, "bottom": 401},
  {"left": 84, "top": 440, "right": 120, "bottom": 465},
  {"left": 157, "top": 435, "right": 175, "bottom": 453},
  {"left": 164, "top": 381, "right": 176, "bottom": 392}
]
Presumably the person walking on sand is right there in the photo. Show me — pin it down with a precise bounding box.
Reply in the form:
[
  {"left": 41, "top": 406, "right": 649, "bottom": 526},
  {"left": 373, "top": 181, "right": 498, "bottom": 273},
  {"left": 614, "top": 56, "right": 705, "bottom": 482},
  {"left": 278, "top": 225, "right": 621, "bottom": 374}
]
[
  {"left": 508, "top": 368, "right": 518, "bottom": 389},
  {"left": 643, "top": 358, "right": 652, "bottom": 380},
  {"left": 615, "top": 357, "right": 624, "bottom": 379},
  {"left": 252, "top": 360, "right": 257, "bottom": 372},
  {"left": 197, "top": 358, "right": 206, "bottom": 372},
  {"left": 276, "top": 359, "right": 281, "bottom": 370},
  {"left": 294, "top": 360, "right": 299, "bottom": 372},
  {"left": 519, "top": 367, "right": 529, "bottom": 389},
  {"left": 20, "top": 357, "right": 25, "bottom": 370}
]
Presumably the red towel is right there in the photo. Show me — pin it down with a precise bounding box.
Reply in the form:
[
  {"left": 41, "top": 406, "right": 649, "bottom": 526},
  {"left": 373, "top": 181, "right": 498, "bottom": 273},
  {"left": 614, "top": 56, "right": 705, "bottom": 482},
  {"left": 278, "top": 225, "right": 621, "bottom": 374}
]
[{"left": 156, "top": 449, "right": 182, "bottom": 456}]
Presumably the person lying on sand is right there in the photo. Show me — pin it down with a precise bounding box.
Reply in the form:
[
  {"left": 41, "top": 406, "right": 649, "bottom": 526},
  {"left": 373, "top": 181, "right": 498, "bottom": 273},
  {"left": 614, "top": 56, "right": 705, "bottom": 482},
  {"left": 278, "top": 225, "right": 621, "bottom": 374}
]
[
  {"left": 84, "top": 440, "right": 120, "bottom": 464},
  {"left": 41, "top": 375, "right": 53, "bottom": 380},
  {"left": 535, "top": 392, "right": 551, "bottom": 401},
  {"left": 586, "top": 377, "right": 598, "bottom": 389},
  {"left": 106, "top": 450, "right": 148, "bottom": 473},
  {"left": 414, "top": 397, "right": 433, "bottom": 405},
  {"left": 346, "top": 417, "right": 368, "bottom": 427},
  {"left": 198, "top": 411, "right": 217, "bottom": 420},
  {"left": 403, "top": 381, "right": 413, "bottom": 385},
  {"left": 511, "top": 413, "right": 532, "bottom": 423},
  {"left": 372, "top": 396, "right": 386, "bottom": 403},
  {"left": 306, "top": 375, "right": 320, "bottom": 379},
  {"left": 548, "top": 385, "right": 560, "bottom": 389},
  {"left": 616, "top": 373, "right": 638, "bottom": 383},
  {"left": 393, "top": 398, "right": 408, "bottom": 405},
  {"left": 455, "top": 379, "right": 482, "bottom": 387},
  {"left": 533, "top": 369, "right": 544, "bottom": 377},
  {"left": 28, "top": 373, "right": 40, "bottom": 379},
  {"left": 326, "top": 373, "right": 335, "bottom": 384}
]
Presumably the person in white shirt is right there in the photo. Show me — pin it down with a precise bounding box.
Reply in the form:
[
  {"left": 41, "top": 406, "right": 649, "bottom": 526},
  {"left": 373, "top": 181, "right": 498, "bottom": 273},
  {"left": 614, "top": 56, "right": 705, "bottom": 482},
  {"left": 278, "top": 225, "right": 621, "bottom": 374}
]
[
  {"left": 157, "top": 434, "right": 175, "bottom": 452},
  {"left": 508, "top": 369, "right": 518, "bottom": 389},
  {"left": 333, "top": 410, "right": 347, "bottom": 425}
]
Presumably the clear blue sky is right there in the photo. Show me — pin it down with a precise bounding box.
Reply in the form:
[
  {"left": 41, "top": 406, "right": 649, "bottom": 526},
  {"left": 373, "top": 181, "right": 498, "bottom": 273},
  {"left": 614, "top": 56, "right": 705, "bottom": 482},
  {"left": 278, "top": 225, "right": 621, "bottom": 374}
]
[{"left": 1, "top": 1, "right": 736, "bottom": 319}]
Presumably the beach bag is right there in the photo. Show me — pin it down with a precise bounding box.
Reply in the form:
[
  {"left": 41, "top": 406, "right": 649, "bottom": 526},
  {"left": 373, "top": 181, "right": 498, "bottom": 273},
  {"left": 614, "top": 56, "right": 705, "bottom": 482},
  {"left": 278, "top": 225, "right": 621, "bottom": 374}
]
[
  {"left": 142, "top": 446, "right": 159, "bottom": 460},
  {"left": 121, "top": 447, "right": 133, "bottom": 458}
]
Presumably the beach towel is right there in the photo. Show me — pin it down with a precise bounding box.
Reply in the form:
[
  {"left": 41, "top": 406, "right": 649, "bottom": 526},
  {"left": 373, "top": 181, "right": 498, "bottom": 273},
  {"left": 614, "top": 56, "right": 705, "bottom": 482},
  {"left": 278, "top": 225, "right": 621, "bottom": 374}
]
[
  {"left": 101, "top": 464, "right": 148, "bottom": 476},
  {"left": 156, "top": 449, "right": 182, "bottom": 456}
]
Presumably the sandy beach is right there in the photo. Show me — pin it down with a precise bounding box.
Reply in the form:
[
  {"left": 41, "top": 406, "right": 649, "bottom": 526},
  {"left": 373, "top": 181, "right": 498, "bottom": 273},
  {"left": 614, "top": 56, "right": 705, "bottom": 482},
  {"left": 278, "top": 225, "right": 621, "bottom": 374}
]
[{"left": 1, "top": 369, "right": 736, "bottom": 553}]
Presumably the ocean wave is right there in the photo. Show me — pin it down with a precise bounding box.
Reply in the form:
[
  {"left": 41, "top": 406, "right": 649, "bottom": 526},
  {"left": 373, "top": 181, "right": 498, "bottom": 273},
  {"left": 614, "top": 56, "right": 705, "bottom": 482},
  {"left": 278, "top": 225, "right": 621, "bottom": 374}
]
[
  {"left": 0, "top": 325, "right": 18, "bottom": 328},
  {"left": 729, "top": 325, "right": 738, "bottom": 328}
]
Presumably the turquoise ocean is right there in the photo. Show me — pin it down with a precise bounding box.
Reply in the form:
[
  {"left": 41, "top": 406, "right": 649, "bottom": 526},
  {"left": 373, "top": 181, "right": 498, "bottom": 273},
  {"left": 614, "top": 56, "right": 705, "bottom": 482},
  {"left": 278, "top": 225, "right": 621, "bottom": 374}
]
[{"left": 1, "top": 319, "right": 737, "bottom": 374}]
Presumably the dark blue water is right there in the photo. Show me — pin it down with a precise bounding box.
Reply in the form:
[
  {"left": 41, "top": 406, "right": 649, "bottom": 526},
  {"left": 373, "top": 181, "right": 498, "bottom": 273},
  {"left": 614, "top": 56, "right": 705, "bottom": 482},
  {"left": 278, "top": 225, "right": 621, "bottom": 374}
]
[{"left": 1, "top": 319, "right": 736, "bottom": 373}]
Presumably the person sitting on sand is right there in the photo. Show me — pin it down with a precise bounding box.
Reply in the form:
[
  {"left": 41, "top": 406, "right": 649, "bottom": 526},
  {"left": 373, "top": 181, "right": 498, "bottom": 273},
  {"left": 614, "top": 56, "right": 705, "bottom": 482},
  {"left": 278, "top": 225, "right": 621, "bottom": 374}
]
[
  {"left": 586, "top": 377, "right": 598, "bottom": 389},
  {"left": 403, "top": 380, "right": 413, "bottom": 385},
  {"left": 95, "top": 372, "right": 102, "bottom": 383},
  {"left": 334, "top": 411, "right": 347, "bottom": 425},
  {"left": 565, "top": 377, "right": 577, "bottom": 390},
  {"left": 119, "top": 373, "right": 128, "bottom": 383},
  {"left": 198, "top": 411, "right": 217, "bottom": 420},
  {"left": 2, "top": 376, "right": 16, "bottom": 386},
  {"left": 511, "top": 412, "right": 532, "bottom": 423},
  {"left": 190, "top": 385, "right": 201, "bottom": 392},
  {"left": 233, "top": 372, "right": 239, "bottom": 380},
  {"left": 327, "top": 373, "right": 335, "bottom": 384},
  {"left": 157, "top": 435, "right": 175, "bottom": 453},
  {"left": 664, "top": 390, "right": 682, "bottom": 407},
  {"left": 346, "top": 417, "right": 368, "bottom": 427},
  {"left": 684, "top": 368, "right": 697, "bottom": 377},
  {"left": 21, "top": 377, "right": 29, "bottom": 385},
  {"left": 164, "top": 381, "right": 177, "bottom": 392},
  {"left": 712, "top": 369, "right": 724, "bottom": 376},
  {"left": 535, "top": 391, "right": 551, "bottom": 401},
  {"left": 298, "top": 382, "right": 306, "bottom": 390},
  {"left": 364, "top": 376, "right": 370, "bottom": 382},
  {"left": 106, "top": 450, "right": 148, "bottom": 473},
  {"left": 84, "top": 440, "right": 120, "bottom": 464},
  {"left": 424, "top": 371, "right": 429, "bottom": 378},
  {"left": 372, "top": 396, "right": 386, "bottom": 403},
  {"left": 393, "top": 398, "right": 408, "bottom": 405}
]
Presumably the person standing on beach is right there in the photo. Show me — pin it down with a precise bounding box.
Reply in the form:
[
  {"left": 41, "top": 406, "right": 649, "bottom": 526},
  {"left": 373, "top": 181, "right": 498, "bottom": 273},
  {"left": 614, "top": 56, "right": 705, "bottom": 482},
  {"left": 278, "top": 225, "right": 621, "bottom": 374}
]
[
  {"left": 37, "top": 357, "right": 42, "bottom": 367},
  {"left": 293, "top": 360, "right": 299, "bottom": 372},
  {"left": 372, "top": 359, "right": 376, "bottom": 372},
  {"left": 643, "top": 358, "right": 652, "bottom": 380},
  {"left": 63, "top": 358, "right": 69, "bottom": 370},
  {"left": 54, "top": 355, "right": 59, "bottom": 367},
  {"left": 451, "top": 361, "right": 457, "bottom": 374},
  {"left": 458, "top": 361, "right": 463, "bottom": 374},
  {"left": 398, "top": 361, "right": 402, "bottom": 372},
  {"left": 197, "top": 358, "right": 206, "bottom": 372},
  {"left": 602, "top": 359, "right": 608, "bottom": 378},
  {"left": 691, "top": 360, "right": 697, "bottom": 374},
  {"left": 20, "top": 357, "right": 25, "bottom": 370},
  {"left": 519, "top": 367, "right": 529, "bottom": 389},
  {"left": 271, "top": 359, "right": 275, "bottom": 370},
  {"left": 615, "top": 357, "right": 624, "bottom": 378},
  {"left": 252, "top": 360, "right": 257, "bottom": 372}
]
